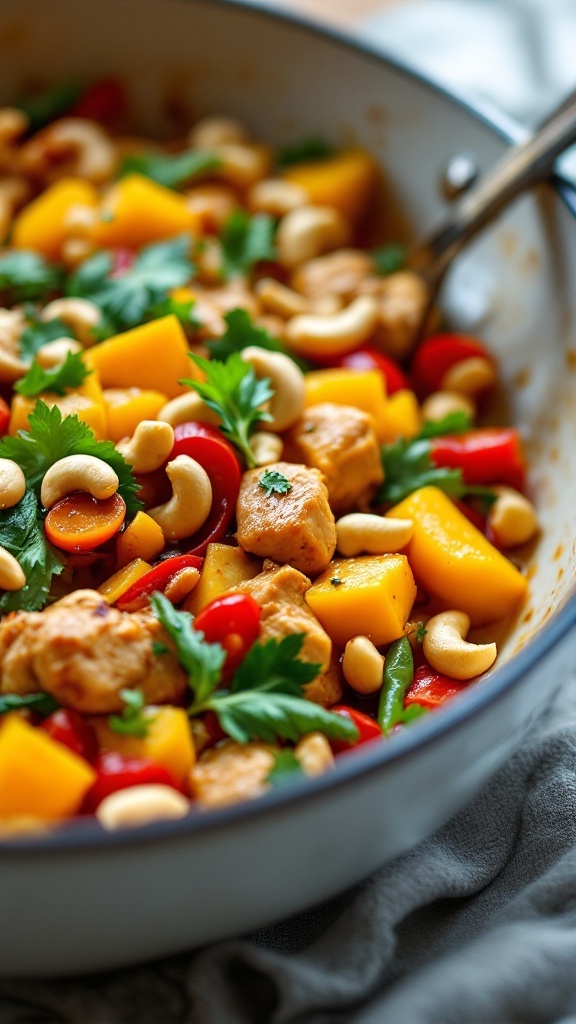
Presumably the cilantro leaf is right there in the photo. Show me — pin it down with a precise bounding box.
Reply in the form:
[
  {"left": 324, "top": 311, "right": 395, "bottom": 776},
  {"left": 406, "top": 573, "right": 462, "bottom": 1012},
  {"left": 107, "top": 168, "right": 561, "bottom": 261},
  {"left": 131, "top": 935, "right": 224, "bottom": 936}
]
[
  {"left": 0, "top": 691, "right": 60, "bottom": 717},
  {"left": 66, "top": 236, "right": 195, "bottom": 331},
  {"left": 150, "top": 591, "right": 226, "bottom": 707},
  {"left": 14, "top": 351, "right": 91, "bottom": 398},
  {"left": 266, "top": 749, "right": 305, "bottom": 788},
  {"left": 418, "top": 410, "right": 472, "bottom": 437},
  {"left": 0, "top": 401, "right": 142, "bottom": 515},
  {"left": 183, "top": 353, "right": 272, "bottom": 468},
  {"left": 276, "top": 136, "right": 333, "bottom": 168},
  {"left": 119, "top": 149, "right": 220, "bottom": 189},
  {"left": 219, "top": 211, "right": 276, "bottom": 279},
  {"left": 259, "top": 469, "right": 291, "bottom": 498},
  {"left": 372, "top": 243, "right": 407, "bottom": 276},
  {"left": 0, "top": 250, "right": 63, "bottom": 304},
  {"left": 109, "top": 688, "right": 154, "bottom": 738},
  {"left": 231, "top": 633, "right": 319, "bottom": 695},
  {"left": 206, "top": 308, "right": 309, "bottom": 371},
  {"left": 16, "top": 81, "right": 81, "bottom": 134},
  {"left": 146, "top": 294, "right": 200, "bottom": 337},
  {"left": 0, "top": 489, "right": 64, "bottom": 613},
  {"left": 18, "top": 308, "right": 76, "bottom": 364}
]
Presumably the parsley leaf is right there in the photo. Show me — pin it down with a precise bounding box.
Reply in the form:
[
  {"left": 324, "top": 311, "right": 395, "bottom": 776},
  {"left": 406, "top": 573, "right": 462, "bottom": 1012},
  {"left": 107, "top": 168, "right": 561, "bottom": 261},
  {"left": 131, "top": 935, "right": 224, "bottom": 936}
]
[
  {"left": 0, "top": 691, "right": 60, "bottom": 717},
  {"left": 206, "top": 308, "right": 309, "bottom": 371},
  {"left": 259, "top": 469, "right": 291, "bottom": 497},
  {"left": 0, "top": 401, "right": 142, "bottom": 515},
  {"left": 276, "top": 136, "right": 333, "bottom": 168},
  {"left": 16, "top": 81, "right": 81, "bottom": 134},
  {"left": 119, "top": 149, "right": 220, "bottom": 189},
  {"left": 146, "top": 294, "right": 200, "bottom": 337},
  {"left": 0, "top": 489, "right": 64, "bottom": 613},
  {"left": 18, "top": 308, "right": 76, "bottom": 364},
  {"left": 418, "top": 410, "right": 472, "bottom": 437},
  {"left": 150, "top": 592, "right": 226, "bottom": 707},
  {"left": 66, "top": 235, "right": 195, "bottom": 332},
  {"left": 0, "top": 250, "right": 63, "bottom": 304},
  {"left": 14, "top": 351, "right": 91, "bottom": 398},
  {"left": 219, "top": 210, "right": 276, "bottom": 279},
  {"left": 109, "top": 688, "right": 154, "bottom": 738},
  {"left": 266, "top": 749, "right": 305, "bottom": 788},
  {"left": 372, "top": 243, "right": 407, "bottom": 276},
  {"left": 183, "top": 353, "right": 273, "bottom": 468}
]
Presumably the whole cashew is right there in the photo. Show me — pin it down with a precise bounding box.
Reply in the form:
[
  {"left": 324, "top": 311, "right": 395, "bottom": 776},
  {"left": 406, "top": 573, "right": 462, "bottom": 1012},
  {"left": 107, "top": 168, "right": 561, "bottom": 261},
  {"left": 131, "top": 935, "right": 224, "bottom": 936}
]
[
  {"left": 35, "top": 338, "right": 82, "bottom": 369},
  {"left": 0, "top": 307, "right": 27, "bottom": 382},
  {"left": 441, "top": 356, "right": 496, "bottom": 397},
  {"left": 41, "top": 455, "right": 119, "bottom": 509},
  {"left": 254, "top": 278, "right": 309, "bottom": 318},
  {"left": 188, "top": 116, "right": 250, "bottom": 149},
  {"left": 336, "top": 514, "right": 414, "bottom": 557},
  {"left": 423, "top": 610, "right": 497, "bottom": 680},
  {"left": 185, "top": 184, "right": 239, "bottom": 233},
  {"left": 96, "top": 784, "right": 190, "bottom": 831},
  {"left": 291, "top": 248, "right": 376, "bottom": 299},
  {"left": 342, "top": 636, "right": 385, "bottom": 696},
  {"left": 41, "top": 297, "right": 102, "bottom": 346},
  {"left": 0, "top": 545, "right": 26, "bottom": 590},
  {"left": 0, "top": 459, "right": 26, "bottom": 510},
  {"left": 157, "top": 392, "right": 220, "bottom": 429},
  {"left": 20, "top": 118, "right": 119, "bottom": 184},
  {"left": 421, "top": 390, "right": 476, "bottom": 424},
  {"left": 211, "top": 143, "right": 272, "bottom": 190},
  {"left": 148, "top": 455, "right": 212, "bottom": 542},
  {"left": 116, "top": 421, "right": 175, "bottom": 474},
  {"left": 276, "top": 205, "right": 350, "bottom": 268},
  {"left": 240, "top": 346, "right": 305, "bottom": 432},
  {"left": 294, "top": 732, "right": 334, "bottom": 777},
  {"left": 285, "top": 295, "right": 379, "bottom": 359},
  {"left": 487, "top": 487, "right": 539, "bottom": 548},
  {"left": 247, "top": 178, "right": 308, "bottom": 217},
  {"left": 250, "top": 431, "right": 284, "bottom": 467}
]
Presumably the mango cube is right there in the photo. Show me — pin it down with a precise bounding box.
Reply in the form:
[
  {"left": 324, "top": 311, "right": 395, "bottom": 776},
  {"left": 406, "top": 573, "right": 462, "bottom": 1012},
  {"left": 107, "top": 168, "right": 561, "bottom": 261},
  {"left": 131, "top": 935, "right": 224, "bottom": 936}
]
[
  {"left": 184, "top": 542, "right": 261, "bottom": 615},
  {"left": 91, "top": 706, "right": 195, "bottom": 785},
  {"left": 86, "top": 315, "right": 191, "bottom": 398}
]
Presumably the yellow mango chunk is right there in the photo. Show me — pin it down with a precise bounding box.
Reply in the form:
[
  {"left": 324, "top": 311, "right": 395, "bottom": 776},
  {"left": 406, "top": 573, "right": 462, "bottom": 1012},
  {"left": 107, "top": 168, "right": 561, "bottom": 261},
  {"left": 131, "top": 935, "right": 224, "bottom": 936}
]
[
  {"left": 306, "top": 554, "right": 416, "bottom": 648},
  {"left": 86, "top": 315, "right": 191, "bottom": 398},
  {"left": 387, "top": 486, "right": 528, "bottom": 625},
  {"left": 283, "top": 149, "right": 378, "bottom": 223},
  {"left": 9, "top": 372, "right": 108, "bottom": 439},
  {"left": 91, "top": 707, "right": 195, "bottom": 785},
  {"left": 304, "top": 368, "right": 388, "bottom": 433},
  {"left": 11, "top": 177, "right": 99, "bottom": 259},
  {"left": 116, "top": 513, "right": 165, "bottom": 568},
  {"left": 0, "top": 716, "right": 96, "bottom": 820},
  {"left": 184, "top": 542, "right": 261, "bottom": 615},
  {"left": 91, "top": 174, "right": 199, "bottom": 249},
  {"left": 103, "top": 387, "right": 168, "bottom": 442},
  {"left": 98, "top": 558, "right": 152, "bottom": 604},
  {"left": 378, "top": 388, "right": 422, "bottom": 444}
]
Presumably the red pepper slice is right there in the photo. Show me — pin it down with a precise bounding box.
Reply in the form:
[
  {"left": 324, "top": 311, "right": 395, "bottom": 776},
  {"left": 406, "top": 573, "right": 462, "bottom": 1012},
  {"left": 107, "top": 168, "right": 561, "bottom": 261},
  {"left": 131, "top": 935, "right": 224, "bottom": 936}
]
[
  {"left": 40, "top": 709, "right": 98, "bottom": 763},
  {"left": 329, "top": 704, "right": 382, "bottom": 754},
  {"left": 71, "top": 78, "right": 127, "bottom": 124},
  {"left": 83, "top": 751, "right": 182, "bottom": 813},
  {"left": 194, "top": 592, "right": 261, "bottom": 676},
  {"left": 116, "top": 552, "right": 203, "bottom": 611},
  {"left": 171, "top": 422, "right": 242, "bottom": 556},
  {"left": 410, "top": 332, "right": 494, "bottom": 397},
  {"left": 429, "top": 427, "right": 526, "bottom": 491},
  {"left": 404, "top": 663, "right": 467, "bottom": 709},
  {"left": 0, "top": 396, "right": 10, "bottom": 436},
  {"left": 336, "top": 345, "right": 410, "bottom": 394}
]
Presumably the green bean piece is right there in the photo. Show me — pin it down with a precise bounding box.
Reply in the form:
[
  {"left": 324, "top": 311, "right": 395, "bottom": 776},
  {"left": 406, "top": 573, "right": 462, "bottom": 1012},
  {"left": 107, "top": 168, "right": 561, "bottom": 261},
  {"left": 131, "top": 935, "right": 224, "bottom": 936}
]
[{"left": 377, "top": 635, "right": 414, "bottom": 733}]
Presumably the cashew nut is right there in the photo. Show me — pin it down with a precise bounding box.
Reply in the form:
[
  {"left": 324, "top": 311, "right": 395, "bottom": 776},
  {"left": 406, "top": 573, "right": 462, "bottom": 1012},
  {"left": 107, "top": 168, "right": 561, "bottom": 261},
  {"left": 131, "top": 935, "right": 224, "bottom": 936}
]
[
  {"left": 487, "top": 487, "right": 539, "bottom": 548},
  {"left": 116, "top": 420, "right": 175, "bottom": 474},
  {"left": 41, "top": 297, "right": 102, "bottom": 346},
  {"left": 0, "top": 459, "right": 26, "bottom": 510},
  {"left": 185, "top": 184, "right": 239, "bottom": 233},
  {"left": 423, "top": 610, "right": 497, "bottom": 680},
  {"left": 35, "top": 338, "right": 82, "bottom": 369},
  {"left": 148, "top": 454, "right": 212, "bottom": 542},
  {"left": 0, "top": 307, "right": 27, "bottom": 382},
  {"left": 336, "top": 513, "right": 414, "bottom": 557},
  {"left": 0, "top": 545, "right": 26, "bottom": 591},
  {"left": 276, "top": 205, "right": 350, "bottom": 268},
  {"left": 291, "top": 248, "right": 376, "bottom": 298},
  {"left": 163, "top": 566, "right": 201, "bottom": 604},
  {"left": 250, "top": 430, "right": 284, "bottom": 466},
  {"left": 188, "top": 116, "right": 250, "bottom": 149},
  {"left": 211, "top": 143, "right": 271, "bottom": 190},
  {"left": 157, "top": 391, "right": 220, "bottom": 429},
  {"left": 420, "top": 390, "right": 476, "bottom": 424},
  {"left": 247, "top": 178, "right": 308, "bottom": 217},
  {"left": 441, "top": 356, "right": 496, "bottom": 397},
  {"left": 240, "top": 346, "right": 305, "bottom": 432},
  {"left": 40, "top": 455, "right": 119, "bottom": 509},
  {"left": 96, "top": 784, "right": 190, "bottom": 831},
  {"left": 285, "top": 295, "right": 379, "bottom": 359},
  {"left": 294, "top": 732, "right": 334, "bottom": 777},
  {"left": 0, "top": 175, "right": 31, "bottom": 242},
  {"left": 20, "top": 118, "right": 119, "bottom": 184},
  {"left": 254, "top": 278, "right": 309, "bottom": 318},
  {"left": 342, "top": 636, "right": 385, "bottom": 696}
]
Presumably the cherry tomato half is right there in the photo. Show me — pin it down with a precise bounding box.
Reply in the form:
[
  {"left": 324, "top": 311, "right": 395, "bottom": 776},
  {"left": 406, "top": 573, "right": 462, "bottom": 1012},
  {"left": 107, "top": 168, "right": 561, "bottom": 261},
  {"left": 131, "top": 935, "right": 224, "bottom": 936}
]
[
  {"left": 329, "top": 704, "right": 382, "bottom": 754},
  {"left": 194, "top": 592, "right": 261, "bottom": 676},
  {"left": 83, "top": 751, "right": 182, "bottom": 813},
  {"left": 40, "top": 709, "right": 98, "bottom": 763},
  {"left": 410, "top": 332, "right": 495, "bottom": 397},
  {"left": 0, "top": 396, "right": 10, "bottom": 436},
  {"left": 44, "top": 492, "right": 126, "bottom": 553}
]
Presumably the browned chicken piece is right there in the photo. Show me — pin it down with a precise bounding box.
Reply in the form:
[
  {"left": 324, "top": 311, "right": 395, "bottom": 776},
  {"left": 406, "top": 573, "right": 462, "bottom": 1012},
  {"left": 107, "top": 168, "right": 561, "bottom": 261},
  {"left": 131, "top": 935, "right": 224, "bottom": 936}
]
[
  {"left": 0, "top": 589, "right": 187, "bottom": 714},
  {"left": 236, "top": 461, "right": 336, "bottom": 577},
  {"left": 189, "top": 741, "right": 277, "bottom": 808},
  {"left": 285, "top": 403, "right": 383, "bottom": 513},
  {"left": 234, "top": 561, "right": 341, "bottom": 705}
]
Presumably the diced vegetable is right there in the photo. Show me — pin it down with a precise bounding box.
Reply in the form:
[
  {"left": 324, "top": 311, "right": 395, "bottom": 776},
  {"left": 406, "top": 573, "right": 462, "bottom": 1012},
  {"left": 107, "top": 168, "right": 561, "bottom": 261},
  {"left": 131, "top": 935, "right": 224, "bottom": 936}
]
[
  {"left": 9, "top": 371, "right": 108, "bottom": 439},
  {"left": 282, "top": 148, "right": 378, "bottom": 223},
  {"left": 429, "top": 428, "right": 526, "bottom": 492},
  {"left": 91, "top": 707, "right": 195, "bottom": 786},
  {"left": 98, "top": 558, "right": 152, "bottom": 604},
  {"left": 103, "top": 388, "right": 168, "bottom": 443},
  {"left": 45, "top": 492, "right": 126, "bottom": 553},
  {"left": 184, "top": 541, "right": 261, "bottom": 614},
  {"left": 86, "top": 315, "right": 191, "bottom": 398},
  {"left": 91, "top": 173, "right": 199, "bottom": 249},
  {"left": 404, "top": 663, "right": 467, "bottom": 708},
  {"left": 329, "top": 705, "right": 383, "bottom": 754},
  {"left": 304, "top": 368, "right": 390, "bottom": 440},
  {"left": 12, "top": 178, "right": 98, "bottom": 259},
  {"left": 116, "top": 554, "right": 204, "bottom": 611},
  {"left": 194, "top": 593, "right": 261, "bottom": 676},
  {"left": 115, "top": 512, "right": 165, "bottom": 568}
]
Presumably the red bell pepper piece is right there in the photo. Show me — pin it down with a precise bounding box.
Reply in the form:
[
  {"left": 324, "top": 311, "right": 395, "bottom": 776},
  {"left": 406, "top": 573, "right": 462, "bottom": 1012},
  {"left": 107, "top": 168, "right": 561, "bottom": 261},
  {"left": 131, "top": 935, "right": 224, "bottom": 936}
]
[
  {"left": 410, "top": 332, "right": 495, "bottom": 397},
  {"left": 0, "top": 397, "right": 10, "bottom": 436},
  {"left": 116, "top": 553, "right": 203, "bottom": 611},
  {"left": 194, "top": 592, "right": 261, "bottom": 676},
  {"left": 40, "top": 709, "right": 98, "bottom": 763},
  {"left": 83, "top": 752, "right": 182, "bottom": 813},
  {"left": 429, "top": 427, "right": 526, "bottom": 491},
  {"left": 336, "top": 345, "right": 410, "bottom": 395},
  {"left": 71, "top": 78, "right": 127, "bottom": 125},
  {"left": 329, "top": 704, "right": 382, "bottom": 754},
  {"left": 171, "top": 422, "right": 242, "bottom": 556},
  {"left": 404, "top": 663, "right": 467, "bottom": 709}
]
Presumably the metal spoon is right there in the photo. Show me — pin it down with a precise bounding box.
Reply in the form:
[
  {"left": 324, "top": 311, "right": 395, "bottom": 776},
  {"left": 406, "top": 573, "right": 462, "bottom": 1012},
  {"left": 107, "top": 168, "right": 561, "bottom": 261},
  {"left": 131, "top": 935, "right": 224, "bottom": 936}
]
[{"left": 408, "top": 87, "right": 576, "bottom": 321}]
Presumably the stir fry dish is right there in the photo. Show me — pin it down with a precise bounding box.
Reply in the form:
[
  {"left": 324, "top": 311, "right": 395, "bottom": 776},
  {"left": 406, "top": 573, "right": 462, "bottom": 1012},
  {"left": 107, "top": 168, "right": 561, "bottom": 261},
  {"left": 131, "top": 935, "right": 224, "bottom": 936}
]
[{"left": 0, "top": 81, "right": 537, "bottom": 832}]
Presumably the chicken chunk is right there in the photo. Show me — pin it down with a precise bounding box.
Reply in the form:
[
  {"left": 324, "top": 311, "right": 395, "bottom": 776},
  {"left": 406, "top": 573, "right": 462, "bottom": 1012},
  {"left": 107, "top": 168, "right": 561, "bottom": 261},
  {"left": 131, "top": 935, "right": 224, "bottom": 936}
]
[
  {"left": 0, "top": 589, "right": 187, "bottom": 714},
  {"left": 189, "top": 741, "right": 277, "bottom": 808},
  {"left": 236, "top": 461, "right": 336, "bottom": 576},
  {"left": 234, "top": 561, "right": 341, "bottom": 705},
  {"left": 285, "top": 403, "right": 383, "bottom": 513}
]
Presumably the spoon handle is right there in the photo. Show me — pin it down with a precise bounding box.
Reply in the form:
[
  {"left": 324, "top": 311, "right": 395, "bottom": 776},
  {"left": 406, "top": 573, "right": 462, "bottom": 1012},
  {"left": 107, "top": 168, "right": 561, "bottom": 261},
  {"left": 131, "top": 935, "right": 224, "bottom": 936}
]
[{"left": 410, "top": 87, "right": 576, "bottom": 289}]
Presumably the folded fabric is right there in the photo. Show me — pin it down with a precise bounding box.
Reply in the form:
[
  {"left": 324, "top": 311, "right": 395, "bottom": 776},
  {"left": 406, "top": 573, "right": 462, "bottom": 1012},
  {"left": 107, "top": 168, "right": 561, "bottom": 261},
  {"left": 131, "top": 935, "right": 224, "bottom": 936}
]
[{"left": 2, "top": 682, "right": 576, "bottom": 1024}]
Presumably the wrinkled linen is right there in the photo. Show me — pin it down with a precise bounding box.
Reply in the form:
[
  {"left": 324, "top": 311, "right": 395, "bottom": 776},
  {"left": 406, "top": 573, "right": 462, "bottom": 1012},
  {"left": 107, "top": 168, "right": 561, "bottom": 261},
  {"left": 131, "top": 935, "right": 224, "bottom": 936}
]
[{"left": 2, "top": 685, "right": 576, "bottom": 1024}]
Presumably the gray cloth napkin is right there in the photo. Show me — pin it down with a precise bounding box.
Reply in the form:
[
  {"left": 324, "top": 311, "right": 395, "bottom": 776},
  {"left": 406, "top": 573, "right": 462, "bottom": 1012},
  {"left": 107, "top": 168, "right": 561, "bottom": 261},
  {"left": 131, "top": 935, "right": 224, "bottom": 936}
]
[{"left": 2, "top": 684, "right": 576, "bottom": 1024}]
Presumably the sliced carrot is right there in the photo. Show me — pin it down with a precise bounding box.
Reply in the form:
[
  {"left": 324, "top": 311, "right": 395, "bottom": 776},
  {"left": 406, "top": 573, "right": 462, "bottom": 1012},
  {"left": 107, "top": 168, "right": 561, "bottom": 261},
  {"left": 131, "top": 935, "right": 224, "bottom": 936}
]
[{"left": 45, "top": 492, "right": 126, "bottom": 553}]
